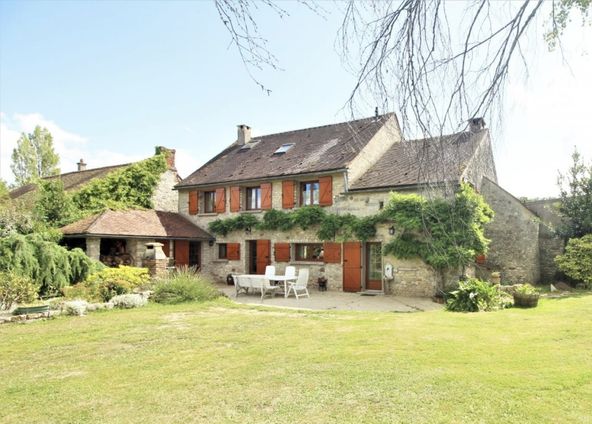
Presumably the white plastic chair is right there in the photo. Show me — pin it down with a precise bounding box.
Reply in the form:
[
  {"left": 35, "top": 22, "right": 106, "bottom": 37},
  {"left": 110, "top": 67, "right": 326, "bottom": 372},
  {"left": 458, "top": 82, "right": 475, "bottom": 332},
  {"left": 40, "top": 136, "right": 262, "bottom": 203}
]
[
  {"left": 264, "top": 265, "right": 276, "bottom": 278},
  {"left": 261, "top": 278, "right": 279, "bottom": 300},
  {"left": 287, "top": 268, "right": 310, "bottom": 299},
  {"left": 285, "top": 266, "right": 296, "bottom": 278}
]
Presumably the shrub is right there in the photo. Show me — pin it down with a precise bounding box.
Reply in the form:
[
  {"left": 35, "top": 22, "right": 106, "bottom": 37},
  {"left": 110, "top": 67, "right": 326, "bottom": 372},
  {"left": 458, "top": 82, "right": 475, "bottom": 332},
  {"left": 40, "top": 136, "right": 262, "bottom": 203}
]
[
  {"left": 110, "top": 293, "right": 148, "bottom": 309},
  {"left": 555, "top": 234, "right": 592, "bottom": 288},
  {"left": 515, "top": 283, "right": 539, "bottom": 295},
  {"left": 152, "top": 268, "right": 220, "bottom": 304},
  {"left": 446, "top": 278, "right": 510, "bottom": 312},
  {"left": 62, "top": 283, "right": 101, "bottom": 302},
  {"left": 0, "top": 272, "right": 39, "bottom": 310},
  {"left": 63, "top": 300, "right": 88, "bottom": 316},
  {"left": 86, "top": 266, "right": 150, "bottom": 301}
]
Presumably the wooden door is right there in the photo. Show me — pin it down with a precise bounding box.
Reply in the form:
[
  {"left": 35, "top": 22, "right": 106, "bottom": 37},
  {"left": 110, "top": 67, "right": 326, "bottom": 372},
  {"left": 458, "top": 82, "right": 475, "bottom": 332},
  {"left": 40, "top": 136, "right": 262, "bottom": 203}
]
[
  {"left": 365, "top": 243, "right": 383, "bottom": 290},
  {"left": 256, "top": 239, "right": 271, "bottom": 275},
  {"left": 343, "top": 242, "right": 362, "bottom": 292},
  {"left": 175, "top": 240, "right": 189, "bottom": 266}
]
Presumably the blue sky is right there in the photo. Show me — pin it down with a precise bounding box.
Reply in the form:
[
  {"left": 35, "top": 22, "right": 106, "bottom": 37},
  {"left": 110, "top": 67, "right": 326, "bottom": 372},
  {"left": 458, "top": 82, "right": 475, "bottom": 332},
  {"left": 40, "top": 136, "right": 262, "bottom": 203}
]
[{"left": 1, "top": 1, "right": 591, "bottom": 198}]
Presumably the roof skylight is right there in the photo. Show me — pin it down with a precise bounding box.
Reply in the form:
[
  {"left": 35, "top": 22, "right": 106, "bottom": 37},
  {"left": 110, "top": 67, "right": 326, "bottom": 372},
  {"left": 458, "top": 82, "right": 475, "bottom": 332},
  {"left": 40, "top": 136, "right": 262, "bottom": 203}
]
[{"left": 274, "top": 143, "right": 295, "bottom": 154}]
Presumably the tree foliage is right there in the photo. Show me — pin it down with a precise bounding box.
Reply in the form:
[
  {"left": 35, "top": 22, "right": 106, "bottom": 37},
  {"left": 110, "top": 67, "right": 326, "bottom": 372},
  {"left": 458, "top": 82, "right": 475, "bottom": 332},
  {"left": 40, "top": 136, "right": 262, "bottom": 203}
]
[
  {"left": 0, "top": 179, "right": 9, "bottom": 202},
  {"left": 0, "top": 233, "right": 100, "bottom": 296},
  {"left": 34, "top": 179, "right": 77, "bottom": 228},
  {"left": 557, "top": 148, "right": 592, "bottom": 239},
  {"left": 11, "top": 126, "right": 60, "bottom": 187},
  {"left": 554, "top": 234, "right": 592, "bottom": 288}
]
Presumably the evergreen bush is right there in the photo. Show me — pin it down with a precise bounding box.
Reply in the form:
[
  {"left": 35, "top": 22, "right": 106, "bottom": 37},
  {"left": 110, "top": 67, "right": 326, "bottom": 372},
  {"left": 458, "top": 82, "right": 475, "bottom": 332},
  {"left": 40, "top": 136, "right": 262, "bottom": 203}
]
[{"left": 555, "top": 234, "right": 592, "bottom": 288}]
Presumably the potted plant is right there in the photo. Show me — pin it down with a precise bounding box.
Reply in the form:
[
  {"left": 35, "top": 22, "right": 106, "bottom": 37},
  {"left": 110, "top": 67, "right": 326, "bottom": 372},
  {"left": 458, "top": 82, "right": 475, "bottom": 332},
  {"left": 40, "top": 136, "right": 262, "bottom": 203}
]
[{"left": 513, "top": 283, "right": 540, "bottom": 308}]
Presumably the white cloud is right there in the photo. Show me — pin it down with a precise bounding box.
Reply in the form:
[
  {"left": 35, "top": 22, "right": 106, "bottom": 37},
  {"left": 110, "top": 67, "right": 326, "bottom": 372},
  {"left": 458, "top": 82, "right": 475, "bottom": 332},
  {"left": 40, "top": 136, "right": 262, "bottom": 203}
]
[{"left": 0, "top": 112, "right": 145, "bottom": 184}]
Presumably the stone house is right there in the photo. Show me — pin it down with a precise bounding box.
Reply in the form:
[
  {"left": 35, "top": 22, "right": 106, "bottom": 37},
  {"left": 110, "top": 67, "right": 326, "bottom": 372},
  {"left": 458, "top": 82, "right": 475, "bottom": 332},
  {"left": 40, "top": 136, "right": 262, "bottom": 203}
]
[{"left": 174, "top": 113, "right": 541, "bottom": 296}]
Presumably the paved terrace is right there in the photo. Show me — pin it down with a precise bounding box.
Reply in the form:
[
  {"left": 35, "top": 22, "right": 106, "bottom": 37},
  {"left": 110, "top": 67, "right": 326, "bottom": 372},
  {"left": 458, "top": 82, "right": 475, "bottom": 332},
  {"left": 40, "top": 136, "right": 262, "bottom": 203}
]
[{"left": 217, "top": 284, "right": 443, "bottom": 312}]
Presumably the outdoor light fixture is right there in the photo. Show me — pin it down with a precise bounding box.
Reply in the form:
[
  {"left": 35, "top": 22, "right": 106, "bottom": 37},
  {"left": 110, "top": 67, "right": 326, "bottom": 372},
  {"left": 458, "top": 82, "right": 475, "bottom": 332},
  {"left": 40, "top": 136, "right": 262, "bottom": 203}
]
[
  {"left": 388, "top": 226, "right": 396, "bottom": 235},
  {"left": 208, "top": 240, "right": 214, "bottom": 247},
  {"left": 245, "top": 227, "right": 252, "bottom": 234}
]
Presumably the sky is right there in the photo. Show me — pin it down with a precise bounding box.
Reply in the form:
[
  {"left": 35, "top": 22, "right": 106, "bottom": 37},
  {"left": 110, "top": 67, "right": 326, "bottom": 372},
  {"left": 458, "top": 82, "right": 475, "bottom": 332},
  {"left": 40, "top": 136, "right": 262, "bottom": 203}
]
[{"left": 0, "top": 1, "right": 590, "bottom": 198}]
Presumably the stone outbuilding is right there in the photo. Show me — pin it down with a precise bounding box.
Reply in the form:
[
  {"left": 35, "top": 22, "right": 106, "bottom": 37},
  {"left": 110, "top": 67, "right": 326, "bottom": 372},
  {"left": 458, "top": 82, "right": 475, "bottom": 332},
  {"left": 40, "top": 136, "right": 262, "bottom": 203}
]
[{"left": 60, "top": 209, "right": 212, "bottom": 268}]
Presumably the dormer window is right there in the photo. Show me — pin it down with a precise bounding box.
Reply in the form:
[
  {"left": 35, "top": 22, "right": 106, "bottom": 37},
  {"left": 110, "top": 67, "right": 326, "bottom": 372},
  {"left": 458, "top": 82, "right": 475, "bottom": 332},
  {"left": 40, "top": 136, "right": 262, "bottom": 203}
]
[{"left": 274, "top": 143, "right": 294, "bottom": 154}]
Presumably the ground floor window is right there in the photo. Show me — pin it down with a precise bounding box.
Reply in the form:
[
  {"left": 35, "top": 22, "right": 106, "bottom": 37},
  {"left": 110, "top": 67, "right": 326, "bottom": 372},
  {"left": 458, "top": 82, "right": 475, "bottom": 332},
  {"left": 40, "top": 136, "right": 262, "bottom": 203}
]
[
  {"left": 218, "top": 243, "right": 228, "bottom": 259},
  {"left": 294, "top": 243, "right": 323, "bottom": 261}
]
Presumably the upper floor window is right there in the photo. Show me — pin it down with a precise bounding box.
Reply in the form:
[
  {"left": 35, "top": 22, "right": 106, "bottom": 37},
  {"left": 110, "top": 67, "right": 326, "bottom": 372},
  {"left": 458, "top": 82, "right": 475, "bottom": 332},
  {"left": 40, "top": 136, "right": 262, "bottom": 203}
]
[
  {"left": 300, "top": 181, "right": 319, "bottom": 206},
  {"left": 203, "top": 191, "right": 216, "bottom": 213},
  {"left": 246, "top": 186, "right": 261, "bottom": 210},
  {"left": 295, "top": 243, "right": 323, "bottom": 262}
]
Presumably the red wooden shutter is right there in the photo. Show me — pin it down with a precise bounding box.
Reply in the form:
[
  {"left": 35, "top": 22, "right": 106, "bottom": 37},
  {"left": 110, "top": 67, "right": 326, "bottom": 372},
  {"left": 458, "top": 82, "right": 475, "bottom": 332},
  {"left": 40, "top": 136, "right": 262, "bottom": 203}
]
[
  {"left": 261, "top": 183, "right": 272, "bottom": 210},
  {"left": 323, "top": 242, "right": 341, "bottom": 263},
  {"left": 282, "top": 180, "right": 295, "bottom": 209},
  {"left": 188, "top": 191, "right": 198, "bottom": 215},
  {"left": 215, "top": 188, "right": 226, "bottom": 213},
  {"left": 162, "top": 241, "right": 170, "bottom": 257},
  {"left": 319, "top": 176, "right": 333, "bottom": 206},
  {"left": 256, "top": 240, "right": 271, "bottom": 274},
  {"left": 230, "top": 186, "right": 241, "bottom": 212},
  {"left": 227, "top": 243, "right": 240, "bottom": 260},
  {"left": 174, "top": 240, "right": 189, "bottom": 266},
  {"left": 274, "top": 242, "right": 290, "bottom": 262}
]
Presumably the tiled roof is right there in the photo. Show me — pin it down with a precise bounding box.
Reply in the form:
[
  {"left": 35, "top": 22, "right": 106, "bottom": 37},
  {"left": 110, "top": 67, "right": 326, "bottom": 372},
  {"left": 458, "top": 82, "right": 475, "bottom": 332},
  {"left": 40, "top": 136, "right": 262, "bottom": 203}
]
[
  {"left": 60, "top": 210, "right": 212, "bottom": 239},
  {"left": 350, "top": 130, "right": 487, "bottom": 190},
  {"left": 177, "top": 114, "right": 396, "bottom": 187},
  {"left": 9, "top": 163, "right": 130, "bottom": 200}
]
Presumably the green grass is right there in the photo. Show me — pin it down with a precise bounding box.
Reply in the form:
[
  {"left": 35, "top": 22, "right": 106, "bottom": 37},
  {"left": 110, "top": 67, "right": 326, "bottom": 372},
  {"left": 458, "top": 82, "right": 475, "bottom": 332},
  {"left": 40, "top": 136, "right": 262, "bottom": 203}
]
[{"left": 1, "top": 295, "right": 591, "bottom": 423}]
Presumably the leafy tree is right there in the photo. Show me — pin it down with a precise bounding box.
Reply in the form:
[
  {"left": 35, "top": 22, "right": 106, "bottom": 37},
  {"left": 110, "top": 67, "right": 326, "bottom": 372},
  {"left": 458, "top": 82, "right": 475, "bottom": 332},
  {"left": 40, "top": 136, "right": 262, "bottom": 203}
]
[
  {"left": 11, "top": 126, "right": 60, "bottom": 186},
  {"left": 555, "top": 234, "right": 592, "bottom": 288},
  {"left": 34, "top": 179, "right": 77, "bottom": 228},
  {"left": 0, "top": 179, "right": 9, "bottom": 202},
  {"left": 557, "top": 148, "right": 592, "bottom": 239}
]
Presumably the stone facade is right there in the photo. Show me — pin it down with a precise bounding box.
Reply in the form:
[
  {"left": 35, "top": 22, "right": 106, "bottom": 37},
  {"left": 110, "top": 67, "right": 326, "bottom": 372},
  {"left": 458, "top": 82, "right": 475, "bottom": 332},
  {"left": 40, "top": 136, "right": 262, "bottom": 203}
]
[
  {"left": 480, "top": 178, "right": 540, "bottom": 284},
  {"left": 524, "top": 199, "right": 565, "bottom": 282},
  {"left": 152, "top": 169, "right": 180, "bottom": 212}
]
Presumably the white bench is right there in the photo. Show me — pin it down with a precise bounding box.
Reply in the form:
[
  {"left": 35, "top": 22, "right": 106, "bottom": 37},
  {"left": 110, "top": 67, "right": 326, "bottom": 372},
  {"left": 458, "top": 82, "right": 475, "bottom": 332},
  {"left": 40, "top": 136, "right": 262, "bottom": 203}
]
[{"left": 233, "top": 274, "right": 279, "bottom": 300}]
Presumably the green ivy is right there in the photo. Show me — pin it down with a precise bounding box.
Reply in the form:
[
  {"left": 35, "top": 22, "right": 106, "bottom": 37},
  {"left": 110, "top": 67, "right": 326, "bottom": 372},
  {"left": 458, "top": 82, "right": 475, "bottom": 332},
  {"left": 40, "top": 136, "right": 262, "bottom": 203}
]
[
  {"left": 71, "top": 153, "right": 167, "bottom": 216},
  {"left": 207, "top": 183, "right": 493, "bottom": 273}
]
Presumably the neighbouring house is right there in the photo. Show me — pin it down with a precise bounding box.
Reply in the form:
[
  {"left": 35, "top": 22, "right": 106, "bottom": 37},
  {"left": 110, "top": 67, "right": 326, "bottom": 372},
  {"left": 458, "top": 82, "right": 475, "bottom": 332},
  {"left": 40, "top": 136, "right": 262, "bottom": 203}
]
[
  {"left": 173, "top": 113, "right": 545, "bottom": 296},
  {"left": 60, "top": 209, "right": 212, "bottom": 268},
  {"left": 9, "top": 146, "right": 180, "bottom": 213}
]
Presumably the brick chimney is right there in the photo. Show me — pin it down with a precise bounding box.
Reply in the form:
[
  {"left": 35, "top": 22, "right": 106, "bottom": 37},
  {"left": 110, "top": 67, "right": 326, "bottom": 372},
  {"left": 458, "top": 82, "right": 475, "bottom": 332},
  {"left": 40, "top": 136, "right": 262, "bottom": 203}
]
[
  {"left": 77, "top": 159, "right": 87, "bottom": 171},
  {"left": 468, "top": 117, "right": 486, "bottom": 132},
  {"left": 155, "top": 146, "right": 176, "bottom": 170},
  {"left": 237, "top": 124, "right": 251, "bottom": 145}
]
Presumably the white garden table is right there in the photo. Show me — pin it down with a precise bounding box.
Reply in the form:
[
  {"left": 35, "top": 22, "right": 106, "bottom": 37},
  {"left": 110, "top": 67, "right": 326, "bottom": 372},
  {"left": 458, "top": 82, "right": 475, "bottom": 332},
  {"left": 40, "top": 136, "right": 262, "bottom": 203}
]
[{"left": 268, "top": 275, "right": 297, "bottom": 298}]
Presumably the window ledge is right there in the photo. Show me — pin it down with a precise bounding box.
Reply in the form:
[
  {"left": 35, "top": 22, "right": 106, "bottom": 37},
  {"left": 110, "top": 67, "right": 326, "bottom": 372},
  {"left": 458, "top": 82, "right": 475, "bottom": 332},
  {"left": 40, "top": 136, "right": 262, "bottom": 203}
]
[
  {"left": 291, "top": 261, "right": 324, "bottom": 265},
  {"left": 240, "top": 210, "right": 263, "bottom": 214},
  {"left": 198, "top": 213, "right": 218, "bottom": 217},
  {"left": 212, "top": 259, "right": 229, "bottom": 263}
]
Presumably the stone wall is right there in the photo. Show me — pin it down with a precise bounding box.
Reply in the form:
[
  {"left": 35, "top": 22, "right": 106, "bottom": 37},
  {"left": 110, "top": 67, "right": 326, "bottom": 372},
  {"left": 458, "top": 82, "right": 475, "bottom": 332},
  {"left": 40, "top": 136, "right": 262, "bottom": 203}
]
[
  {"left": 524, "top": 199, "right": 565, "bottom": 282},
  {"left": 480, "top": 178, "right": 540, "bottom": 284},
  {"left": 86, "top": 237, "right": 101, "bottom": 261},
  {"left": 152, "top": 169, "right": 180, "bottom": 212}
]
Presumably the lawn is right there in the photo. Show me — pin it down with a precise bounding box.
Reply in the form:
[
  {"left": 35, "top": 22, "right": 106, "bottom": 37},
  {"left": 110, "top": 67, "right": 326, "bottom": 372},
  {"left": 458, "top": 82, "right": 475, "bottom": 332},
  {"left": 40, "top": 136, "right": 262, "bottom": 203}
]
[{"left": 1, "top": 295, "right": 591, "bottom": 423}]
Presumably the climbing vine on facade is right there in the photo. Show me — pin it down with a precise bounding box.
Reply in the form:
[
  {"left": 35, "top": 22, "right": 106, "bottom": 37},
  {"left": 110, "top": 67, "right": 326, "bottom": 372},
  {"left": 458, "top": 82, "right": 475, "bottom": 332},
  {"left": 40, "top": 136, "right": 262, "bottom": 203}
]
[{"left": 208, "top": 183, "right": 493, "bottom": 272}]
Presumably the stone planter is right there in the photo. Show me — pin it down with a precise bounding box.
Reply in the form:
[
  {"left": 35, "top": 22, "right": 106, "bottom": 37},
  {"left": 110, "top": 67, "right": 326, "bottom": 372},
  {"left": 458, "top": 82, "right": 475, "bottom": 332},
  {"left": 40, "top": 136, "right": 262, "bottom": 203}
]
[
  {"left": 12, "top": 304, "right": 50, "bottom": 316},
  {"left": 513, "top": 292, "right": 539, "bottom": 308}
]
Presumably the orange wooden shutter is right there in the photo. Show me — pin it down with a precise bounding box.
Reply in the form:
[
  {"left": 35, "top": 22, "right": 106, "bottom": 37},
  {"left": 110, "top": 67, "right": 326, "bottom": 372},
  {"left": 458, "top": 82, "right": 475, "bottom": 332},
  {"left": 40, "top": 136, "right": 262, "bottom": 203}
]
[
  {"left": 323, "top": 242, "right": 341, "bottom": 263},
  {"left": 215, "top": 188, "right": 226, "bottom": 213},
  {"left": 230, "top": 186, "right": 241, "bottom": 212},
  {"left": 256, "top": 240, "right": 271, "bottom": 274},
  {"left": 319, "top": 176, "right": 333, "bottom": 206},
  {"left": 174, "top": 240, "right": 189, "bottom": 266},
  {"left": 274, "top": 242, "right": 290, "bottom": 262},
  {"left": 261, "top": 183, "right": 272, "bottom": 210},
  {"left": 188, "top": 191, "right": 198, "bottom": 215},
  {"left": 282, "top": 180, "right": 295, "bottom": 209},
  {"left": 227, "top": 243, "right": 240, "bottom": 260}
]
